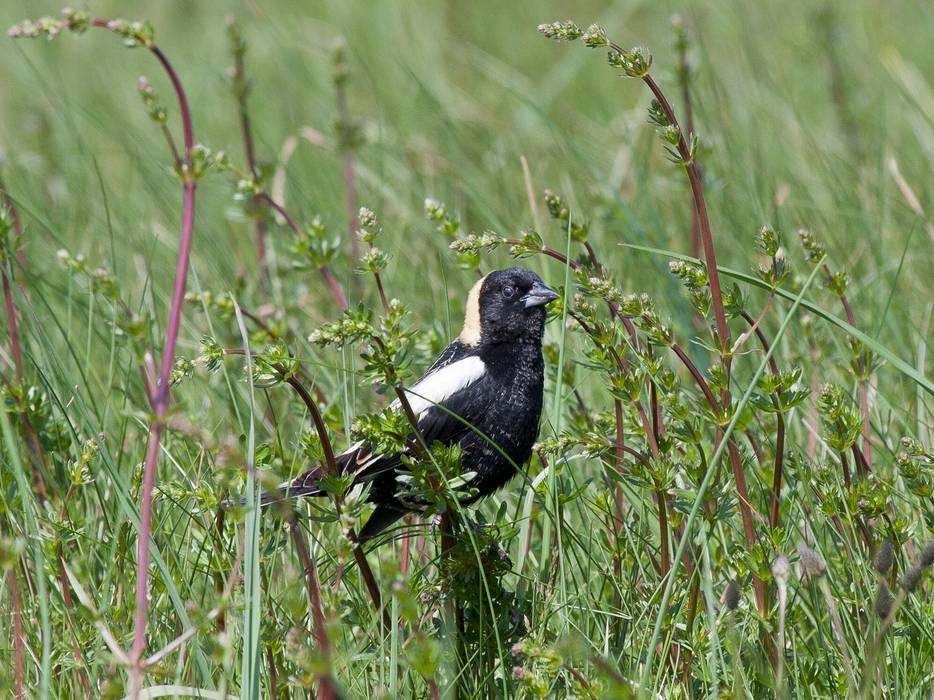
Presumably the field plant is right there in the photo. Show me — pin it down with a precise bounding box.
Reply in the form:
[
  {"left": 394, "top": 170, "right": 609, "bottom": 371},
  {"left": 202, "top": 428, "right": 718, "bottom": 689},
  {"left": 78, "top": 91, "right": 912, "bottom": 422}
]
[{"left": 1, "top": 2, "right": 933, "bottom": 698}]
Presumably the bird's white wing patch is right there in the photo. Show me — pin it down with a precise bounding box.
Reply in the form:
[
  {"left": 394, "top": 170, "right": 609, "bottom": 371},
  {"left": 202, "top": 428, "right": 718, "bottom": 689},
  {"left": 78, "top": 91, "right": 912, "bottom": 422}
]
[
  {"left": 391, "top": 355, "right": 486, "bottom": 418},
  {"left": 278, "top": 358, "right": 486, "bottom": 491}
]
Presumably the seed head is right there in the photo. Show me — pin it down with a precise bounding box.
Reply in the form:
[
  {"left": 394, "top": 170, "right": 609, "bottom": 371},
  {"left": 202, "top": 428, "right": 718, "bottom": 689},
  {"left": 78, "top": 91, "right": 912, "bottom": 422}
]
[
  {"left": 901, "top": 563, "right": 924, "bottom": 593},
  {"left": 358, "top": 207, "right": 377, "bottom": 230},
  {"left": 582, "top": 24, "right": 607, "bottom": 48},
  {"left": 900, "top": 542, "right": 934, "bottom": 593},
  {"left": 722, "top": 580, "right": 740, "bottom": 611},
  {"left": 920, "top": 542, "right": 934, "bottom": 569},
  {"left": 873, "top": 540, "right": 894, "bottom": 575},
  {"left": 797, "top": 542, "right": 826, "bottom": 577},
  {"left": 873, "top": 580, "right": 892, "bottom": 619},
  {"left": 537, "top": 20, "right": 582, "bottom": 42},
  {"left": 608, "top": 45, "right": 653, "bottom": 78}
]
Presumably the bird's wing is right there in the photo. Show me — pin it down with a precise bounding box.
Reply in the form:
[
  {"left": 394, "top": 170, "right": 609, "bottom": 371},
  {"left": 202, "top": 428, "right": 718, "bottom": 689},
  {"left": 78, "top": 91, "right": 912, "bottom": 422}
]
[
  {"left": 341, "top": 352, "right": 488, "bottom": 482},
  {"left": 281, "top": 344, "right": 489, "bottom": 496},
  {"left": 352, "top": 349, "right": 492, "bottom": 541}
]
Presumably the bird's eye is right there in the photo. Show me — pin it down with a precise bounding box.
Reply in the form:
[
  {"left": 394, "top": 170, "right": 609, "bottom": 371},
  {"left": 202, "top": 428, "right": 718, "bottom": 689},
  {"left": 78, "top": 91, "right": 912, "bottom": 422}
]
[{"left": 502, "top": 285, "right": 516, "bottom": 299}]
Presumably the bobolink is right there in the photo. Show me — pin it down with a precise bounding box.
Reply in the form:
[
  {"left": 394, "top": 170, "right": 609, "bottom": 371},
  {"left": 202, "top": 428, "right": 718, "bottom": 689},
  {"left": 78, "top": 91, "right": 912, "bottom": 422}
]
[{"left": 270, "top": 267, "right": 559, "bottom": 540}]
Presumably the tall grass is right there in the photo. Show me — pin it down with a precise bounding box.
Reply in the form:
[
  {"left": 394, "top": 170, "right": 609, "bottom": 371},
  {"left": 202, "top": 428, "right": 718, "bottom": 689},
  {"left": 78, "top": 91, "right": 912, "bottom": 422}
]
[{"left": 1, "top": 1, "right": 932, "bottom": 698}]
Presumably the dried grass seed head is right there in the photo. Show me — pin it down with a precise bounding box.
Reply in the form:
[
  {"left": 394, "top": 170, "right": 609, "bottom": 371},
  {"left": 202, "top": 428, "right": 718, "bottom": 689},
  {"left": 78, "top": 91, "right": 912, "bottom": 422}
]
[
  {"left": 873, "top": 540, "right": 894, "bottom": 576},
  {"left": 874, "top": 580, "right": 893, "bottom": 620},
  {"left": 722, "top": 580, "right": 740, "bottom": 611},
  {"left": 920, "top": 542, "right": 934, "bottom": 569},
  {"left": 797, "top": 542, "right": 826, "bottom": 577}
]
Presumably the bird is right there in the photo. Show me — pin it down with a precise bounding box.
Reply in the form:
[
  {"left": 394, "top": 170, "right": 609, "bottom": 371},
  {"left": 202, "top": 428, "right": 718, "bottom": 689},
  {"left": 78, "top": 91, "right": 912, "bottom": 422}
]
[{"left": 267, "top": 266, "right": 560, "bottom": 541}]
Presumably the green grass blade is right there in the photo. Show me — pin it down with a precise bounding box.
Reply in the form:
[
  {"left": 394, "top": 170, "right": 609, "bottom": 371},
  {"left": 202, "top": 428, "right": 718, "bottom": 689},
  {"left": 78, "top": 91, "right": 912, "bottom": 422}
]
[
  {"left": 638, "top": 255, "right": 827, "bottom": 694},
  {"left": 234, "top": 301, "right": 262, "bottom": 700}
]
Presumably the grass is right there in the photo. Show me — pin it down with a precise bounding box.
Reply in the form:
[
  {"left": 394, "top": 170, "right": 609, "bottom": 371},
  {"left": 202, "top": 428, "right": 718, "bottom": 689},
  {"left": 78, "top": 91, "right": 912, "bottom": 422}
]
[{"left": 1, "top": 1, "right": 933, "bottom": 698}]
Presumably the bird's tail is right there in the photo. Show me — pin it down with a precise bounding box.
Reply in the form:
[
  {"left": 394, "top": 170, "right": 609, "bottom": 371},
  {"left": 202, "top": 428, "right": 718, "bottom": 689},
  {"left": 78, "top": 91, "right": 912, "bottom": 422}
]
[
  {"left": 254, "top": 466, "right": 326, "bottom": 506},
  {"left": 247, "top": 466, "right": 406, "bottom": 543}
]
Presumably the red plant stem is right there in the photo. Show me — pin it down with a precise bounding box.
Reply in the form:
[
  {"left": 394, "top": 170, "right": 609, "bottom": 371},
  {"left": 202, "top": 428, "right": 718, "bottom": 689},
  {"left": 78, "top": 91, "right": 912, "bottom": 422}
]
[
  {"left": 256, "top": 193, "right": 348, "bottom": 312},
  {"left": 2, "top": 265, "right": 24, "bottom": 382},
  {"left": 833, "top": 284, "right": 872, "bottom": 472},
  {"left": 83, "top": 20, "right": 204, "bottom": 675},
  {"left": 0, "top": 187, "right": 49, "bottom": 499},
  {"left": 160, "top": 125, "right": 182, "bottom": 172},
  {"left": 770, "top": 428, "right": 786, "bottom": 528},
  {"left": 655, "top": 483, "right": 671, "bottom": 577},
  {"left": 582, "top": 241, "right": 602, "bottom": 274},
  {"left": 363, "top": 338, "right": 430, "bottom": 459},
  {"left": 282, "top": 371, "right": 387, "bottom": 627},
  {"left": 725, "top": 439, "right": 757, "bottom": 553},
  {"left": 0, "top": 185, "right": 27, "bottom": 270},
  {"left": 393, "top": 386, "right": 428, "bottom": 460},
  {"left": 57, "top": 552, "right": 92, "bottom": 695},
  {"left": 649, "top": 354, "right": 663, "bottom": 439},
  {"left": 266, "top": 646, "right": 278, "bottom": 698},
  {"left": 635, "top": 69, "right": 730, "bottom": 358},
  {"left": 612, "top": 399, "right": 626, "bottom": 517},
  {"left": 335, "top": 81, "right": 360, "bottom": 267},
  {"left": 572, "top": 388, "right": 589, "bottom": 417},
  {"left": 230, "top": 39, "right": 268, "bottom": 285},
  {"left": 675, "top": 40, "right": 701, "bottom": 261},
  {"left": 745, "top": 431, "right": 763, "bottom": 467},
  {"left": 637, "top": 315, "right": 766, "bottom": 618},
  {"left": 7, "top": 568, "right": 24, "bottom": 699},
  {"left": 839, "top": 450, "right": 851, "bottom": 489},
  {"left": 290, "top": 518, "right": 337, "bottom": 700},
  {"left": 361, "top": 235, "right": 391, "bottom": 315},
  {"left": 132, "top": 173, "right": 197, "bottom": 677},
  {"left": 808, "top": 483, "right": 854, "bottom": 548},
  {"left": 851, "top": 443, "right": 870, "bottom": 479},
  {"left": 0, "top": 261, "right": 48, "bottom": 504},
  {"left": 612, "top": 399, "right": 626, "bottom": 605},
  {"left": 854, "top": 517, "right": 872, "bottom": 552},
  {"left": 619, "top": 444, "right": 651, "bottom": 467},
  {"left": 669, "top": 342, "right": 718, "bottom": 411},
  {"left": 131, "top": 423, "right": 167, "bottom": 672},
  {"left": 506, "top": 241, "right": 579, "bottom": 272},
  {"left": 373, "top": 273, "right": 390, "bottom": 315},
  {"left": 739, "top": 309, "right": 786, "bottom": 531},
  {"left": 213, "top": 507, "right": 227, "bottom": 632},
  {"left": 285, "top": 374, "right": 338, "bottom": 475}
]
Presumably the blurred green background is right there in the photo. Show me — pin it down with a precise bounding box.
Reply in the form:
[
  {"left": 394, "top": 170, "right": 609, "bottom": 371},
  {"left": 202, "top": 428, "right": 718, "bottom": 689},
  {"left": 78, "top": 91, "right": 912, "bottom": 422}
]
[{"left": 2, "top": 0, "right": 931, "bottom": 345}]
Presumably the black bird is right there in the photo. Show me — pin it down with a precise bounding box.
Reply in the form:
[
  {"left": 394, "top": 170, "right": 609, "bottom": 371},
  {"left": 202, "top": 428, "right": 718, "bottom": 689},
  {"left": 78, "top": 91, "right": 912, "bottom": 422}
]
[{"left": 271, "top": 267, "right": 559, "bottom": 541}]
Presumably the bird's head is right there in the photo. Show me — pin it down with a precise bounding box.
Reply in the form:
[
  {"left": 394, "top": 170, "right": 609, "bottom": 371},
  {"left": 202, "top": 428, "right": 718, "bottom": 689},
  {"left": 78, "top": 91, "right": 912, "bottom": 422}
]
[{"left": 459, "top": 267, "right": 559, "bottom": 346}]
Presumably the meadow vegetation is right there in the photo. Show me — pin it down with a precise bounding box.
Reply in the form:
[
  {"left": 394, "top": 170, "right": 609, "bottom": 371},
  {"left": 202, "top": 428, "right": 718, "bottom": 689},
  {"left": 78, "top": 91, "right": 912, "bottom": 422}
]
[{"left": 1, "top": 1, "right": 933, "bottom": 698}]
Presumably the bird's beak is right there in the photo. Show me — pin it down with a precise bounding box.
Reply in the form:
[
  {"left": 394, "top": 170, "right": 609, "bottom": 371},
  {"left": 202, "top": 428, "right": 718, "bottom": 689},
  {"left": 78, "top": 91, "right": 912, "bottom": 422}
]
[{"left": 522, "top": 281, "right": 560, "bottom": 308}]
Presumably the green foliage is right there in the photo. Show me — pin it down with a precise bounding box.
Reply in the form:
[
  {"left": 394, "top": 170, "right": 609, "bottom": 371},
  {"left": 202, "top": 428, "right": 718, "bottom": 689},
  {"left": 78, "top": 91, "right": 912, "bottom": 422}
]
[
  {"left": 818, "top": 383, "right": 863, "bottom": 452},
  {"left": 0, "top": 2, "right": 932, "bottom": 698}
]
